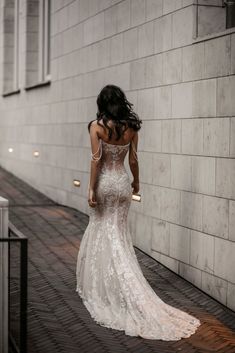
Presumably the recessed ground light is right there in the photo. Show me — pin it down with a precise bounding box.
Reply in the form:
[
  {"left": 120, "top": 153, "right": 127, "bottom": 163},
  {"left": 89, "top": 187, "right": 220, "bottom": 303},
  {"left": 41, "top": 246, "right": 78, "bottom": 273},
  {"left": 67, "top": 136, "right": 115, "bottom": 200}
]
[
  {"left": 132, "top": 194, "right": 141, "bottom": 202},
  {"left": 73, "top": 179, "right": 81, "bottom": 187},
  {"left": 8, "top": 147, "right": 13, "bottom": 153},
  {"left": 33, "top": 151, "right": 39, "bottom": 157}
]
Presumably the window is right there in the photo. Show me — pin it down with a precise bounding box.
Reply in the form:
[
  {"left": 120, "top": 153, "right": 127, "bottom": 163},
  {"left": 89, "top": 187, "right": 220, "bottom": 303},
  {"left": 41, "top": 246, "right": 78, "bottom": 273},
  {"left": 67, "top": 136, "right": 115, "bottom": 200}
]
[
  {"left": 25, "top": 0, "right": 51, "bottom": 88},
  {"left": 2, "top": 0, "right": 20, "bottom": 95},
  {"left": 224, "top": 0, "right": 235, "bottom": 29},
  {"left": 195, "top": 0, "right": 235, "bottom": 38}
]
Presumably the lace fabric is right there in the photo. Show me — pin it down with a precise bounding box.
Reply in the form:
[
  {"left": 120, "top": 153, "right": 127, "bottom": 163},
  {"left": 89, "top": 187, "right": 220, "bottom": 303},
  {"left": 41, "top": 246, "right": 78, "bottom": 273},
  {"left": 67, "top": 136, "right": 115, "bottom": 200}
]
[{"left": 76, "top": 139, "right": 201, "bottom": 340}]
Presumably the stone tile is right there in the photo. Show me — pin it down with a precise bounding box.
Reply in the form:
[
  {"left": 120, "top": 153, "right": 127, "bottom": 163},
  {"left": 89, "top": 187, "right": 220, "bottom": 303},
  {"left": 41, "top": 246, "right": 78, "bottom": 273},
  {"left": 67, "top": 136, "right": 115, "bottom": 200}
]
[
  {"left": 130, "top": 58, "right": 146, "bottom": 89},
  {"left": 146, "top": 0, "right": 163, "bottom": 21},
  {"left": 104, "top": 5, "right": 117, "bottom": 37},
  {"left": 160, "top": 187, "right": 181, "bottom": 223},
  {"left": 150, "top": 250, "right": 161, "bottom": 262},
  {"left": 181, "top": 191, "right": 202, "bottom": 231},
  {"left": 143, "top": 120, "right": 161, "bottom": 152},
  {"left": 137, "top": 88, "right": 155, "bottom": 120},
  {"left": 172, "top": 6, "right": 194, "bottom": 48},
  {"left": 205, "top": 35, "right": 230, "bottom": 78},
  {"left": 171, "top": 154, "right": 192, "bottom": 191},
  {"left": 123, "top": 27, "right": 138, "bottom": 62},
  {"left": 151, "top": 250, "right": 179, "bottom": 273},
  {"left": 231, "top": 33, "right": 235, "bottom": 74},
  {"left": 163, "top": 0, "right": 182, "bottom": 14},
  {"left": 83, "top": 17, "right": 93, "bottom": 45},
  {"left": 162, "top": 120, "right": 181, "bottom": 153},
  {"left": 229, "top": 200, "right": 235, "bottom": 241},
  {"left": 117, "top": 0, "right": 131, "bottom": 32},
  {"left": 170, "top": 224, "right": 190, "bottom": 263},
  {"left": 217, "top": 76, "right": 235, "bottom": 117},
  {"left": 138, "top": 151, "right": 153, "bottom": 184},
  {"left": 135, "top": 213, "right": 152, "bottom": 254},
  {"left": 216, "top": 158, "right": 235, "bottom": 199},
  {"left": 130, "top": 0, "right": 145, "bottom": 27},
  {"left": 229, "top": 117, "right": 235, "bottom": 157},
  {"left": 93, "top": 12, "right": 105, "bottom": 42},
  {"left": 79, "top": 0, "right": 90, "bottom": 21},
  {"left": 202, "top": 272, "right": 227, "bottom": 306},
  {"left": 110, "top": 33, "right": 123, "bottom": 65},
  {"left": 159, "top": 252, "right": 179, "bottom": 273},
  {"left": 172, "top": 82, "right": 193, "bottom": 118},
  {"left": 192, "top": 79, "right": 216, "bottom": 117},
  {"left": 88, "top": 0, "right": 99, "bottom": 16},
  {"left": 152, "top": 153, "right": 171, "bottom": 187},
  {"left": 97, "top": 38, "right": 110, "bottom": 68},
  {"left": 203, "top": 118, "right": 230, "bottom": 157},
  {"left": 143, "top": 184, "right": 161, "bottom": 218},
  {"left": 154, "top": 14, "right": 172, "bottom": 53},
  {"left": 179, "top": 262, "right": 202, "bottom": 288},
  {"left": 182, "top": 119, "right": 203, "bottom": 155},
  {"left": 190, "top": 230, "right": 214, "bottom": 273},
  {"left": 151, "top": 219, "right": 170, "bottom": 255},
  {"left": 154, "top": 86, "right": 172, "bottom": 119},
  {"left": 163, "top": 48, "right": 182, "bottom": 84},
  {"left": 182, "top": 42, "right": 205, "bottom": 81},
  {"left": 138, "top": 21, "right": 154, "bottom": 57},
  {"left": 182, "top": 0, "right": 194, "bottom": 6},
  {"left": 107, "top": 62, "right": 130, "bottom": 90},
  {"left": 145, "top": 54, "right": 163, "bottom": 87},
  {"left": 214, "top": 237, "right": 235, "bottom": 283},
  {"left": 192, "top": 156, "right": 215, "bottom": 195}
]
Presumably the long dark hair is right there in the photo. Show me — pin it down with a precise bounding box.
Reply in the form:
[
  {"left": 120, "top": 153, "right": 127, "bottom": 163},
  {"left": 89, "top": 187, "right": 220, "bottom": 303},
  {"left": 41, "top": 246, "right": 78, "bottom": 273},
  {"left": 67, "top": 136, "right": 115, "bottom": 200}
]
[{"left": 88, "top": 84, "right": 142, "bottom": 141}]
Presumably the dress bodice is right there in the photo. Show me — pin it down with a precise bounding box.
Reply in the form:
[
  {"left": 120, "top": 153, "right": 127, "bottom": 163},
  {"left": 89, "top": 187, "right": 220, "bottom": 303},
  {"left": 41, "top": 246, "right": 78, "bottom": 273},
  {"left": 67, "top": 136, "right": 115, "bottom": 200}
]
[{"left": 99, "top": 140, "right": 130, "bottom": 172}]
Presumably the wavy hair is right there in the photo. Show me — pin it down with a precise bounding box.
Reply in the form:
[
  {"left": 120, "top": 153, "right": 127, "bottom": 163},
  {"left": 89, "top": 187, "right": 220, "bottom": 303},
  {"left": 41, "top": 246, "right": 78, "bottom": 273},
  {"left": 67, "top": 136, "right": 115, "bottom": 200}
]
[{"left": 88, "top": 84, "right": 142, "bottom": 140}]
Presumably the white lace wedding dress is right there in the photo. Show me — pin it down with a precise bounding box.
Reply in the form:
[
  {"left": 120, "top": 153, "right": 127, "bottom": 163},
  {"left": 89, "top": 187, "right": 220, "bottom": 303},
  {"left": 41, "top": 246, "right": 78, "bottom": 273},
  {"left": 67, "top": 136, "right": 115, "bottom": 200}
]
[{"left": 76, "top": 139, "right": 201, "bottom": 340}]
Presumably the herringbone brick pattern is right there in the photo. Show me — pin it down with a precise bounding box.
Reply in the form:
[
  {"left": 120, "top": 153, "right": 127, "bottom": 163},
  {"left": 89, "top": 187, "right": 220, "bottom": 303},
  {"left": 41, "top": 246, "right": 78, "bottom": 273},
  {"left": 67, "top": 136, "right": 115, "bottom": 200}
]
[{"left": 0, "top": 166, "right": 235, "bottom": 353}]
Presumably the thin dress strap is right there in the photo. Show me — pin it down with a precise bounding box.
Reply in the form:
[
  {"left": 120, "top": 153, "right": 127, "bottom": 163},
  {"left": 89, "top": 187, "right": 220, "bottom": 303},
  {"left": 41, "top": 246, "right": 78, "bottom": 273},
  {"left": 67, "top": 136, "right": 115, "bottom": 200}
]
[{"left": 91, "top": 138, "right": 102, "bottom": 162}]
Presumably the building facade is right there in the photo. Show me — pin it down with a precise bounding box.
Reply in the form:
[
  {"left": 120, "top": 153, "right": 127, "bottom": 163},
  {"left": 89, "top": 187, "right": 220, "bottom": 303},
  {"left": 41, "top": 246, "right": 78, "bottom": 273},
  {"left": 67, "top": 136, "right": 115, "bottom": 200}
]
[{"left": 0, "top": 0, "right": 235, "bottom": 311}]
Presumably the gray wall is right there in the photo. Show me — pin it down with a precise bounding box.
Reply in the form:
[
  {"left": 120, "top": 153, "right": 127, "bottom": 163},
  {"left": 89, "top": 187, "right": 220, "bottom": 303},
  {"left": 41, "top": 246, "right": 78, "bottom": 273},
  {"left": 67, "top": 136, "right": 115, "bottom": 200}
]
[{"left": 0, "top": 0, "right": 235, "bottom": 311}]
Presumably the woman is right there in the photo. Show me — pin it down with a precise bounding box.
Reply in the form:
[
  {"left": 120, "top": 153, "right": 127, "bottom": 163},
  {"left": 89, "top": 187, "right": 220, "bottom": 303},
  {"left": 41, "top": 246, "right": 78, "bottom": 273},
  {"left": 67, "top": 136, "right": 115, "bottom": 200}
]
[{"left": 76, "top": 84, "right": 201, "bottom": 340}]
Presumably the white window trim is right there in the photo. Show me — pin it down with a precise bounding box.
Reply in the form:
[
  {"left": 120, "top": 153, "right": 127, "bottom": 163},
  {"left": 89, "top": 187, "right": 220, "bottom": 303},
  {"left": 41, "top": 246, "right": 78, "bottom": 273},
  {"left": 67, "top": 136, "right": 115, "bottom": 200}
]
[
  {"left": 13, "top": 0, "right": 20, "bottom": 91},
  {"left": 38, "top": 0, "right": 51, "bottom": 83}
]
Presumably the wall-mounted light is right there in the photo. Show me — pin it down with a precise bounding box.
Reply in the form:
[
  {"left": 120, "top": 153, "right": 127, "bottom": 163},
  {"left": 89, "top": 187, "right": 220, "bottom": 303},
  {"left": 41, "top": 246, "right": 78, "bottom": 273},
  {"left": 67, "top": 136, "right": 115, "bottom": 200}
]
[
  {"left": 33, "top": 151, "right": 40, "bottom": 157},
  {"left": 8, "top": 147, "right": 13, "bottom": 153},
  {"left": 73, "top": 179, "right": 81, "bottom": 187},
  {"left": 132, "top": 194, "right": 141, "bottom": 202}
]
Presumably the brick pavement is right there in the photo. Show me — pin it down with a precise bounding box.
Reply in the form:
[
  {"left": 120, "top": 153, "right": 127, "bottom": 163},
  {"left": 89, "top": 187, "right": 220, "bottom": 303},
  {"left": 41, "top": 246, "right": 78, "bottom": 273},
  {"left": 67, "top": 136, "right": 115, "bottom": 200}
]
[{"left": 0, "top": 166, "right": 235, "bottom": 353}]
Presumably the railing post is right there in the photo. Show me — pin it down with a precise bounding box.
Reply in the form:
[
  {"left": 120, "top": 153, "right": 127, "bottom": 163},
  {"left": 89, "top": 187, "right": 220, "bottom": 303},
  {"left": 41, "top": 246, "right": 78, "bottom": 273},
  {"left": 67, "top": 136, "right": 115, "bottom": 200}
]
[
  {"left": 0, "top": 196, "right": 9, "bottom": 353},
  {"left": 20, "top": 238, "right": 28, "bottom": 353}
]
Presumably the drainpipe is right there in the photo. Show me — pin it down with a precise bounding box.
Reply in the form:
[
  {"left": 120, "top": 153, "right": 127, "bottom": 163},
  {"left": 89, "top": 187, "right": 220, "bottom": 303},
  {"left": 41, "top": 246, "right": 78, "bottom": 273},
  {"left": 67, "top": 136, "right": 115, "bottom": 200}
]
[{"left": 224, "top": 0, "right": 235, "bottom": 28}]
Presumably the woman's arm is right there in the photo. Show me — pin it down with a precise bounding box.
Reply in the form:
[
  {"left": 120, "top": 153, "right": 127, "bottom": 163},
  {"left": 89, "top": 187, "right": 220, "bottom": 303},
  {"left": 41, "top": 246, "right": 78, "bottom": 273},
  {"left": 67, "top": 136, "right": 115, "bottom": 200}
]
[
  {"left": 129, "top": 132, "right": 139, "bottom": 194},
  {"left": 88, "top": 122, "right": 102, "bottom": 207}
]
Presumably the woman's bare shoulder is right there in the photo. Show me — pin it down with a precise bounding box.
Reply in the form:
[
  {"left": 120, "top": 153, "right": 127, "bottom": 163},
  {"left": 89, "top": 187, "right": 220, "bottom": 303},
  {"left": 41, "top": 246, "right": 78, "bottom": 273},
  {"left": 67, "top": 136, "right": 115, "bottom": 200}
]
[{"left": 89, "top": 119, "right": 102, "bottom": 130}]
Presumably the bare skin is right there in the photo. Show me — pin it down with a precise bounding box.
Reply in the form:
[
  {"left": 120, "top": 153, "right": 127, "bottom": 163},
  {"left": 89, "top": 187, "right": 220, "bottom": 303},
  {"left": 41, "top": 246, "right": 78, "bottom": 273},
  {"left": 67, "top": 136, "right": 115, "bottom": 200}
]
[{"left": 88, "top": 119, "right": 140, "bottom": 208}]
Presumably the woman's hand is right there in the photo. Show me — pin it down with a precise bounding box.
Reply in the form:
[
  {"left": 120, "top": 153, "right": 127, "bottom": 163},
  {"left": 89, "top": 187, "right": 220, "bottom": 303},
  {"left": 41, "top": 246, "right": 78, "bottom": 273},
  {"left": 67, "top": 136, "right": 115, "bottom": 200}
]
[
  {"left": 131, "top": 180, "right": 139, "bottom": 194},
  {"left": 88, "top": 188, "right": 97, "bottom": 208}
]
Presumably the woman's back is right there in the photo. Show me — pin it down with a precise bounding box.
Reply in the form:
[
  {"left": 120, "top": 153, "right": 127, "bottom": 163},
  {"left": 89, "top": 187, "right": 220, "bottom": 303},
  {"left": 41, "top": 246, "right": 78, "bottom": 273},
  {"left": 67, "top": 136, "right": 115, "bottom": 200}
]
[{"left": 95, "top": 118, "right": 136, "bottom": 146}]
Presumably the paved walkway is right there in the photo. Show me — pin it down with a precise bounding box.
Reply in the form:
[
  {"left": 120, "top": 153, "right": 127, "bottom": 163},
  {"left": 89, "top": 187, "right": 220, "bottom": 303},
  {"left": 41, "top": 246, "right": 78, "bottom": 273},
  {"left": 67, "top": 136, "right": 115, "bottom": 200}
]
[{"left": 0, "top": 165, "right": 235, "bottom": 353}]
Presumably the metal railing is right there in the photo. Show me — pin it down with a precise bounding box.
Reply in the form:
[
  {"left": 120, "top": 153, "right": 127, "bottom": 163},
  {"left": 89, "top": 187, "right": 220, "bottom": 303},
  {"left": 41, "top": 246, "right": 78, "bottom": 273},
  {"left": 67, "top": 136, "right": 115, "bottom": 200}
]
[{"left": 0, "top": 221, "right": 28, "bottom": 353}]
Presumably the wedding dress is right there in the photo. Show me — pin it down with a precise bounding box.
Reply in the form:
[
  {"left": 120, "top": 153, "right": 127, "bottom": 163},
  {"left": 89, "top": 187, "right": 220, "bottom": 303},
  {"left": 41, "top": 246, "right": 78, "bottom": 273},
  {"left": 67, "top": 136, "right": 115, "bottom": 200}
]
[{"left": 76, "top": 138, "right": 201, "bottom": 340}]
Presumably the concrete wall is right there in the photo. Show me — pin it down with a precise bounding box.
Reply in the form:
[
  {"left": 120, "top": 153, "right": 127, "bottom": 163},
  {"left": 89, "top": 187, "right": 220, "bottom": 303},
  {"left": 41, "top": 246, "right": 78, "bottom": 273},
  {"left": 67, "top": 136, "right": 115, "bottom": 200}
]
[{"left": 0, "top": 0, "right": 235, "bottom": 311}]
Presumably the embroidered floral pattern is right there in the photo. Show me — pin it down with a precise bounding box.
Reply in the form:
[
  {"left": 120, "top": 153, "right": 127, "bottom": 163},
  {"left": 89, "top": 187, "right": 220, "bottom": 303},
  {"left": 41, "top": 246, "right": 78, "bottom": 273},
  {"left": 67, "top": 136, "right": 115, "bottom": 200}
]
[{"left": 76, "top": 139, "right": 201, "bottom": 340}]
